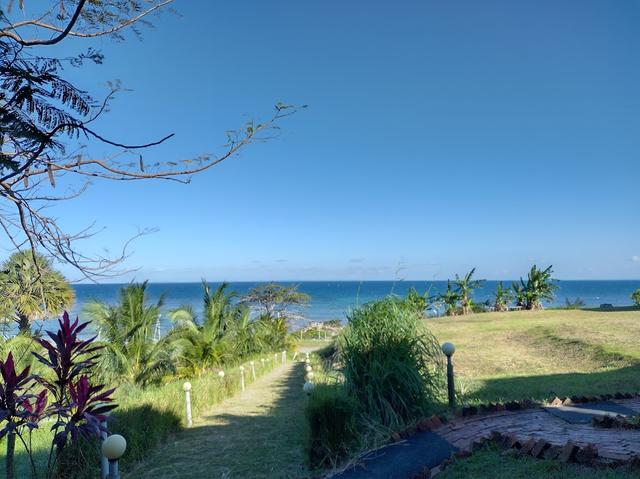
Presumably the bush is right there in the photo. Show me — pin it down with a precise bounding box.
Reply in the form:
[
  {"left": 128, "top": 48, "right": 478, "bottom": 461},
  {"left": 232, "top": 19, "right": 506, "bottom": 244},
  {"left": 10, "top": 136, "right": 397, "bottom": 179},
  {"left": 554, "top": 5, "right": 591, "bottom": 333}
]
[
  {"left": 340, "top": 297, "right": 444, "bottom": 430},
  {"left": 631, "top": 289, "right": 640, "bottom": 307},
  {"left": 305, "top": 384, "right": 360, "bottom": 468}
]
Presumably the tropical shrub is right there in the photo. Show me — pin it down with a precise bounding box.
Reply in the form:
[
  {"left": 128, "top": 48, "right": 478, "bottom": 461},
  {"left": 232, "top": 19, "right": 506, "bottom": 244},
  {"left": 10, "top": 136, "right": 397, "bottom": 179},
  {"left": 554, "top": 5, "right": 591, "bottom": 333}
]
[
  {"left": 519, "top": 265, "right": 557, "bottom": 310},
  {"left": 564, "top": 297, "right": 585, "bottom": 309},
  {"left": 0, "top": 250, "right": 74, "bottom": 335},
  {"left": 306, "top": 384, "right": 360, "bottom": 468},
  {"left": 340, "top": 298, "right": 444, "bottom": 430},
  {"left": 631, "top": 289, "right": 640, "bottom": 307},
  {"left": 439, "top": 280, "right": 460, "bottom": 316},
  {"left": 454, "top": 268, "right": 483, "bottom": 315},
  {"left": 494, "top": 282, "right": 512, "bottom": 312},
  {"left": 0, "top": 313, "right": 116, "bottom": 479}
]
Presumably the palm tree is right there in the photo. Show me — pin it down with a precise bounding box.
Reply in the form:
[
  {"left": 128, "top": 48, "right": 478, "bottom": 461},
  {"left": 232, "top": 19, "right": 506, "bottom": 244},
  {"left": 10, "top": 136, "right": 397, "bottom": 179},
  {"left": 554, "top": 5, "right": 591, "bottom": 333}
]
[
  {"left": 521, "top": 265, "right": 557, "bottom": 310},
  {"left": 439, "top": 281, "right": 460, "bottom": 317},
  {"left": 84, "top": 281, "right": 174, "bottom": 384},
  {"left": 0, "top": 250, "right": 74, "bottom": 334},
  {"left": 167, "top": 281, "right": 242, "bottom": 376},
  {"left": 494, "top": 282, "right": 512, "bottom": 312},
  {"left": 454, "top": 268, "right": 484, "bottom": 315}
]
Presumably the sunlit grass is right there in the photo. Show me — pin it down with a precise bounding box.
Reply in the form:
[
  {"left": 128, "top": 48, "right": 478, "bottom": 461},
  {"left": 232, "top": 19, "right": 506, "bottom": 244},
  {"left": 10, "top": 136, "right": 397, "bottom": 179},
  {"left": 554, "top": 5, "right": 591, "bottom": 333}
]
[{"left": 428, "top": 309, "right": 640, "bottom": 404}]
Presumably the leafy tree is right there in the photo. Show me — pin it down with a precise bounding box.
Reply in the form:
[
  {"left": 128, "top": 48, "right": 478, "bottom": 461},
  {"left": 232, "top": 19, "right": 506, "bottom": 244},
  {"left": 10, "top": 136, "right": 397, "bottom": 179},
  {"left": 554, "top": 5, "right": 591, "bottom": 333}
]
[
  {"left": 631, "top": 289, "right": 640, "bottom": 307},
  {"left": 494, "top": 282, "right": 512, "bottom": 312},
  {"left": 0, "top": 250, "right": 74, "bottom": 334},
  {"left": 439, "top": 281, "right": 460, "bottom": 317},
  {"left": 240, "top": 283, "right": 310, "bottom": 319},
  {"left": 519, "top": 265, "right": 557, "bottom": 310},
  {"left": 84, "top": 281, "right": 174, "bottom": 384},
  {"left": 0, "top": 1, "right": 300, "bottom": 279},
  {"left": 454, "top": 268, "right": 484, "bottom": 315}
]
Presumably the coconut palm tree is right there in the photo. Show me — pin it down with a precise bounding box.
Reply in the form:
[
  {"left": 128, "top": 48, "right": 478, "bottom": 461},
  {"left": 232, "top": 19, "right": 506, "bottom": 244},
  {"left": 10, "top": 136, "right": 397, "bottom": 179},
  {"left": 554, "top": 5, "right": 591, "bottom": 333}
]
[
  {"left": 454, "top": 268, "right": 484, "bottom": 315},
  {"left": 521, "top": 265, "right": 557, "bottom": 310},
  {"left": 494, "top": 282, "right": 512, "bottom": 312},
  {"left": 0, "top": 250, "right": 74, "bottom": 334},
  {"left": 84, "top": 281, "right": 174, "bottom": 384},
  {"left": 439, "top": 281, "right": 460, "bottom": 317}
]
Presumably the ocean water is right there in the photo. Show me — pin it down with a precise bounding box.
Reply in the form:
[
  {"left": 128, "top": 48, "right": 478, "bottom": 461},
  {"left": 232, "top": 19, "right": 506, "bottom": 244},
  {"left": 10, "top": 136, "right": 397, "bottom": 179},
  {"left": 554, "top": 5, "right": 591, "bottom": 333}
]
[{"left": 6, "top": 280, "right": 640, "bottom": 336}]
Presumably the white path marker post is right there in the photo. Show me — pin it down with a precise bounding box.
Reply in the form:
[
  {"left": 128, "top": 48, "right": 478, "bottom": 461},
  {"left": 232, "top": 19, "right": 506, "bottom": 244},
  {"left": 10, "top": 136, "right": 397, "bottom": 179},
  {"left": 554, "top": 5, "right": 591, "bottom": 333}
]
[
  {"left": 274, "top": 352, "right": 278, "bottom": 364},
  {"left": 261, "top": 358, "right": 265, "bottom": 370},
  {"left": 183, "top": 382, "right": 193, "bottom": 427},
  {"left": 281, "top": 350, "right": 286, "bottom": 364},
  {"left": 250, "top": 360, "right": 256, "bottom": 380},
  {"left": 100, "top": 420, "right": 109, "bottom": 479},
  {"left": 239, "top": 366, "right": 246, "bottom": 392}
]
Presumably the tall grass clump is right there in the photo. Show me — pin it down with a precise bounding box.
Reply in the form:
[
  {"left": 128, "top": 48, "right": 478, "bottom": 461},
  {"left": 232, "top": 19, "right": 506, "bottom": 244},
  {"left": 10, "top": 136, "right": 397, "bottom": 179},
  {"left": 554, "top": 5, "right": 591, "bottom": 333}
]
[
  {"left": 341, "top": 297, "right": 444, "bottom": 430},
  {"left": 305, "top": 384, "right": 360, "bottom": 468}
]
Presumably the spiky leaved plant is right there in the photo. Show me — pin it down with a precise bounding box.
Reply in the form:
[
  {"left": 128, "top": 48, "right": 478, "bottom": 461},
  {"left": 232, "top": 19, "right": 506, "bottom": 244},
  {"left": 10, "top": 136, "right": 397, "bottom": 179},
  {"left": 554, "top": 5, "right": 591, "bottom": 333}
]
[{"left": 439, "top": 280, "right": 460, "bottom": 316}]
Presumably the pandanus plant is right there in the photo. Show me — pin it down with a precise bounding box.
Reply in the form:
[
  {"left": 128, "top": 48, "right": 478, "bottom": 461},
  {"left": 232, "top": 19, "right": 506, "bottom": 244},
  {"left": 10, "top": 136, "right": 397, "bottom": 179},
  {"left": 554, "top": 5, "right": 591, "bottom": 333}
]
[{"left": 1, "top": 312, "right": 117, "bottom": 479}]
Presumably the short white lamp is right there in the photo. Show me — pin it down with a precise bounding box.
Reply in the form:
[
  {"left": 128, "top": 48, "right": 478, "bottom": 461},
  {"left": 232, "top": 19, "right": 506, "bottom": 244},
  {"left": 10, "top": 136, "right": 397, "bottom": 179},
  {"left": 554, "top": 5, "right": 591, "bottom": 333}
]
[
  {"left": 305, "top": 364, "right": 312, "bottom": 373},
  {"left": 303, "top": 381, "right": 315, "bottom": 396},
  {"left": 183, "top": 381, "right": 193, "bottom": 427},
  {"left": 102, "top": 434, "right": 126, "bottom": 479},
  {"left": 305, "top": 371, "right": 314, "bottom": 382},
  {"left": 218, "top": 370, "right": 225, "bottom": 378}
]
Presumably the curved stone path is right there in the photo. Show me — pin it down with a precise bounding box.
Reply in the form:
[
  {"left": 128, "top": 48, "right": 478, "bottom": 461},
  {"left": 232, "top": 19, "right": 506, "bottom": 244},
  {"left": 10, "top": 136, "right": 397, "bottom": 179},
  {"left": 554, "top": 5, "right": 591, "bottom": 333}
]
[{"left": 437, "top": 398, "right": 640, "bottom": 462}]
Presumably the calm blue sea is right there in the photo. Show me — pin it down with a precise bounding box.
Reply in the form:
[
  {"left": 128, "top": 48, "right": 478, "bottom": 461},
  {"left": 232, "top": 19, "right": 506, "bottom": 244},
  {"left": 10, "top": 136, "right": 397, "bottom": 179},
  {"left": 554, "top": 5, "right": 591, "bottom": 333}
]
[{"left": 6, "top": 280, "right": 639, "bottom": 336}]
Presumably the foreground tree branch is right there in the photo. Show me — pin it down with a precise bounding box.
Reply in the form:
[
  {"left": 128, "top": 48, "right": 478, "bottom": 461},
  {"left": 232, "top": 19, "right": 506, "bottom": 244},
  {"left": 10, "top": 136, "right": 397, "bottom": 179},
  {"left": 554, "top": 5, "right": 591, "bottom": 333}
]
[{"left": 0, "top": 1, "right": 303, "bottom": 280}]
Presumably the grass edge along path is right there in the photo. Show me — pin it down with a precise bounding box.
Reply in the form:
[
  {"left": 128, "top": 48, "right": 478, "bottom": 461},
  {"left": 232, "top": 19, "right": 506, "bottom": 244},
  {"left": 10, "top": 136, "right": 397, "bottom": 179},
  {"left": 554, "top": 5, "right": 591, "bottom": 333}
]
[{"left": 128, "top": 359, "right": 311, "bottom": 479}]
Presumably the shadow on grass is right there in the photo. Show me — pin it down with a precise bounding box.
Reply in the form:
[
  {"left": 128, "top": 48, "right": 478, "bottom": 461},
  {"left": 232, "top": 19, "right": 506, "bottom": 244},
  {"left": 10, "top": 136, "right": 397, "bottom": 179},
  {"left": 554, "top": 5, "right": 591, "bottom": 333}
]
[
  {"left": 128, "top": 363, "right": 310, "bottom": 479},
  {"left": 1, "top": 404, "right": 182, "bottom": 479},
  {"left": 464, "top": 363, "right": 640, "bottom": 404}
]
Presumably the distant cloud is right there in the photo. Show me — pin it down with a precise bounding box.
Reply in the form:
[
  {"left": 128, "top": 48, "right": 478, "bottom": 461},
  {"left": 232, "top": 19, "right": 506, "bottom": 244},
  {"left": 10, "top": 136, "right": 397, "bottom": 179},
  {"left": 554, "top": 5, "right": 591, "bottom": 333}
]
[
  {"left": 275, "top": 259, "right": 288, "bottom": 264},
  {"left": 632, "top": 256, "right": 640, "bottom": 263},
  {"left": 349, "top": 258, "right": 365, "bottom": 264}
]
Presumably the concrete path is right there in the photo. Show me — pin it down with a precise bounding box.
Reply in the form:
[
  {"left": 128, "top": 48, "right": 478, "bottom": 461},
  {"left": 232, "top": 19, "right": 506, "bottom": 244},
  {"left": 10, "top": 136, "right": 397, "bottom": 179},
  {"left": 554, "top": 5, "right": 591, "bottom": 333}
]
[{"left": 130, "top": 361, "right": 310, "bottom": 479}]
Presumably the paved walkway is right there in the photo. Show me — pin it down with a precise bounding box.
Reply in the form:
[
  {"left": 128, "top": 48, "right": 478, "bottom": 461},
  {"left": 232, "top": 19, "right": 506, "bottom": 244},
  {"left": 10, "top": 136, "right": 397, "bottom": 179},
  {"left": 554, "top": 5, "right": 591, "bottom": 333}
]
[
  {"left": 437, "top": 398, "right": 640, "bottom": 462},
  {"left": 130, "top": 361, "right": 310, "bottom": 479}
]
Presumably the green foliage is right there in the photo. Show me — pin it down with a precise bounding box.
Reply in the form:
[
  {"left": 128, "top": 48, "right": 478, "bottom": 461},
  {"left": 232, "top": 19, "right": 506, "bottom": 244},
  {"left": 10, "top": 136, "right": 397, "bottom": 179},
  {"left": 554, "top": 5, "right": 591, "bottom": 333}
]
[
  {"left": 84, "top": 281, "right": 175, "bottom": 385},
  {"left": 439, "top": 280, "right": 460, "bottom": 316},
  {"left": 340, "top": 297, "right": 444, "bottom": 430},
  {"left": 494, "top": 282, "right": 512, "bottom": 312},
  {"left": 564, "top": 297, "right": 586, "bottom": 309},
  {"left": 0, "top": 250, "right": 74, "bottom": 334},
  {"left": 631, "top": 289, "right": 640, "bottom": 307},
  {"left": 404, "top": 287, "right": 430, "bottom": 316},
  {"left": 454, "top": 268, "right": 483, "bottom": 315},
  {"left": 517, "top": 265, "right": 557, "bottom": 310},
  {"left": 305, "top": 384, "right": 360, "bottom": 469}
]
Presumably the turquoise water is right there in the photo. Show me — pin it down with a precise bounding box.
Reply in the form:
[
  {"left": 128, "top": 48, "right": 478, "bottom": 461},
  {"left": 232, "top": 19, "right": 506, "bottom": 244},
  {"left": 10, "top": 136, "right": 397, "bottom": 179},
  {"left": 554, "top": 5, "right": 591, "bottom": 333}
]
[{"left": 7, "top": 280, "right": 639, "bottom": 336}]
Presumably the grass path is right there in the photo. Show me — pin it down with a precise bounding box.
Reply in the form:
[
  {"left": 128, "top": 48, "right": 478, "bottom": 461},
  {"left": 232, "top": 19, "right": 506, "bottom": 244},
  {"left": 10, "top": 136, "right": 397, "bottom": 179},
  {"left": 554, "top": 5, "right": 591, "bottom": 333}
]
[{"left": 130, "top": 360, "right": 310, "bottom": 479}]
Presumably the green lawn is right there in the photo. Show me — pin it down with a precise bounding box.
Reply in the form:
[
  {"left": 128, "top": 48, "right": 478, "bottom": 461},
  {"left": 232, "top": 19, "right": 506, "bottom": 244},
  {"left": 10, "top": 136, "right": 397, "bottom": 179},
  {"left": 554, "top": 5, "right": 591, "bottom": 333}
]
[
  {"left": 439, "top": 447, "right": 638, "bottom": 479},
  {"left": 427, "top": 308, "right": 640, "bottom": 404}
]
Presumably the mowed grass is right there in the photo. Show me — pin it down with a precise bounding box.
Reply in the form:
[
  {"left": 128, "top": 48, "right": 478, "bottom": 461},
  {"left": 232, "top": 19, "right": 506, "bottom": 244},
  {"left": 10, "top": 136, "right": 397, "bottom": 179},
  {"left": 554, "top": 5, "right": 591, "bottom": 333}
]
[
  {"left": 439, "top": 446, "right": 638, "bottom": 479},
  {"left": 427, "top": 308, "right": 640, "bottom": 404}
]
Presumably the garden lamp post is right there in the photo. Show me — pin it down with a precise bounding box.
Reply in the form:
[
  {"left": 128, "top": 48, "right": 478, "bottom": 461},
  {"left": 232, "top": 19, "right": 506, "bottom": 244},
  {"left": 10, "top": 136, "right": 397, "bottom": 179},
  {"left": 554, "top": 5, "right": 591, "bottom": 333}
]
[
  {"left": 239, "top": 366, "right": 245, "bottom": 391},
  {"left": 250, "top": 360, "right": 256, "bottom": 380},
  {"left": 441, "top": 342, "right": 456, "bottom": 408},
  {"left": 102, "top": 434, "right": 126, "bottom": 479}
]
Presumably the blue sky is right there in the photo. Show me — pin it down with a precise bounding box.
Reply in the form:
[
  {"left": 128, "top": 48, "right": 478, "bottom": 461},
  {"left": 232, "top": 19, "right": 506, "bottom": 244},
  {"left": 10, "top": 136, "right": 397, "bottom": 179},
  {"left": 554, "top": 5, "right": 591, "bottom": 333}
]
[{"left": 15, "top": 0, "right": 640, "bottom": 281}]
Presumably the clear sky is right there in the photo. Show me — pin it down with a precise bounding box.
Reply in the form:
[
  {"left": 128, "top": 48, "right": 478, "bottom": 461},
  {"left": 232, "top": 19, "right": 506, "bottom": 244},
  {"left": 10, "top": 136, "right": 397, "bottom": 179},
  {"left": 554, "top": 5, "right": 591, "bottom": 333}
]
[{"left": 17, "top": 0, "right": 640, "bottom": 282}]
